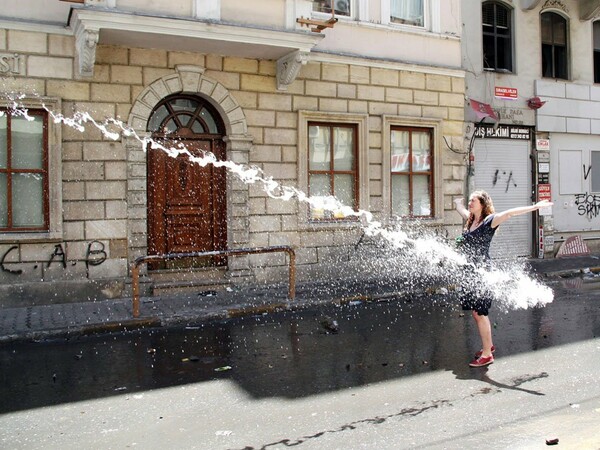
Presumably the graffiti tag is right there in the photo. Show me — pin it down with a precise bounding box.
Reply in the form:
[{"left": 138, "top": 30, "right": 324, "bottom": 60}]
[
  {"left": 574, "top": 193, "right": 600, "bottom": 220},
  {"left": 493, "top": 169, "right": 518, "bottom": 193}
]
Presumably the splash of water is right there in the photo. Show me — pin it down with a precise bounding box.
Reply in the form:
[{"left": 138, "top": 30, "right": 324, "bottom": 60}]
[{"left": 3, "top": 96, "right": 553, "bottom": 310}]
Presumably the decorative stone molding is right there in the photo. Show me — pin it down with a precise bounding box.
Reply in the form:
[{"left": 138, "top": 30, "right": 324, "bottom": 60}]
[
  {"left": 580, "top": 0, "right": 600, "bottom": 20},
  {"left": 541, "top": 0, "right": 568, "bottom": 14},
  {"left": 74, "top": 26, "right": 99, "bottom": 77},
  {"left": 277, "top": 50, "right": 308, "bottom": 91}
]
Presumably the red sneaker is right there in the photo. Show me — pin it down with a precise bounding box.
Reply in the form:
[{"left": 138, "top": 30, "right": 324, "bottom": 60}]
[
  {"left": 475, "top": 345, "right": 496, "bottom": 358},
  {"left": 469, "top": 354, "right": 494, "bottom": 367}
]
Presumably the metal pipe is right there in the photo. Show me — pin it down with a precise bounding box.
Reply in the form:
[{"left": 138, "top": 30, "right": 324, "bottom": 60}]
[{"left": 130, "top": 246, "right": 296, "bottom": 318}]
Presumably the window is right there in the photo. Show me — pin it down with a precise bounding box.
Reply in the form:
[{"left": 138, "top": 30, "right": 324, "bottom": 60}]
[
  {"left": 482, "top": 1, "right": 513, "bottom": 72},
  {"left": 308, "top": 122, "right": 358, "bottom": 220},
  {"left": 390, "top": 126, "right": 433, "bottom": 218},
  {"left": 390, "top": 0, "right": 424, "bottom": 27},
  {"left": 541, "top": 12, "right": 568, "bottom": 80},
  {"left": 594, "top": 21, "right": 600, "bottom": 84},
  {"left": 592, "top": 151, "right": 600, "bottom": 193},
  {"left": 313, "top": 0, "right": 352, "bottom": 17},
  {"left": 0, "top": 109, "right": 49, "bottom": 231}
]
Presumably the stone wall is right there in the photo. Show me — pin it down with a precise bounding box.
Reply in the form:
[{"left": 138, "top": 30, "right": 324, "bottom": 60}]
[{"left": 0, "top": 27, "right": 467, "bottom": 301}]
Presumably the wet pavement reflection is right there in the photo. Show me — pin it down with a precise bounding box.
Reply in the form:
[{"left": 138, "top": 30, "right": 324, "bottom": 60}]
[{"left": 1, "top": 279, "right": 599, "bottom": 415}]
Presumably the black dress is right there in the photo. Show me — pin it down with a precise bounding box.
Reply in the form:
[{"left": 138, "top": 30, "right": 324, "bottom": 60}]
[{"left": 458, "top": 214, "right": 497, "bottom": 316}]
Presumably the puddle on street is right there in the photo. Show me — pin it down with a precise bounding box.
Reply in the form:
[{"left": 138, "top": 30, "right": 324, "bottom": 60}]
[{"left": 1, "top": 289, "right": 599, "bottom": 415}]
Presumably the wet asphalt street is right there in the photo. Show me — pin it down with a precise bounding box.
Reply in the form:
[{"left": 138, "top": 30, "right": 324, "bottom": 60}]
[{"left": 0, "top": 276, "right": 599, "bottom": 449}]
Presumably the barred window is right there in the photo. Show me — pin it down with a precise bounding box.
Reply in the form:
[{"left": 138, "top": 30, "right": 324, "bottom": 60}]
[
  {"left": 541, "top": 12, "right": 568, "bottom": 80},
  {"left": 482, "top": 1, "right": 513, "bottom": 72}
]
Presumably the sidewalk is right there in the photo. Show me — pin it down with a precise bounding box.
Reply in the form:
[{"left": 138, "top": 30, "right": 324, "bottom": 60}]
[{"left": 1, "top": 255, "right": 599, "bottom": 344}]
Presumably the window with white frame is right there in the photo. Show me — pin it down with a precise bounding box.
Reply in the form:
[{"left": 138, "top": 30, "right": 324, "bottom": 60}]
[
  {"left": 0, "top": 109, "right": 48, "bottom": 231},
  {"left": 390, "top": 126, "right": 434, "bottom": 217},
  {"left": 0, "top": 99, "right": 62, "bottom": 241},
  {"left": 298, "top": 111, "right": 369, "bottom": 226},
  {"left": 390, "top": 0, "right": 424, "bottom": 27},
  {"left": 313, "top": 0, "right": 352, "bottom": 17}
]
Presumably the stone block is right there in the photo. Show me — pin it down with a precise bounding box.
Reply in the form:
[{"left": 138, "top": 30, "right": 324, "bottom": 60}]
[
  {"left": 63, "top": 221, "right": 85, "bottom": 240},
  {"left": 47, "top": 80, "right": 90, "bottom": 101},
  {"left": 442, "top": 120, "right": 463, "bottom": 136},
  {"left": 224, "top": 56, "right": 259, "bottom": 73},
  {"left": 566, "top": 117, "right": 591, "bottom": 134},
  {"left": 322, "top": 63, "right": 349, "bottom": 82},
  {"left": 448, "top": 107, "right": 464, "bottom": 121},
  {"left": 357, "top": 85, "right": 385, "bottom": 101},
  {"left": 49, "top": 35, "right": 75, "bottom": 57},
  {"left": 268, "top": 231, "right": 301, "bottom": 246},
  {"left": 350, "top": 65, "right": 369, "bottom": 84},
  {"left": 249, "top": 144, "right": 281, "bottom": 162},
  {"left": 293, "top": 96, "right": 318, "bottom": 111},
  {"left": 369, "top": 148, "right": 382, "bottom": 164},
  {"left": 168, "top": 51, "right": 205, "bottom": 68},
  {"left": 422, "top": 106, "right": 448, "bottom": 119},
  {"left": 0, "top": 77, "right": 45, "bottom": 95},
  {"left": 295, "top": 247, "right": 318, "bottom": 265},
  {"left": 205, "top": 54, "right": 223, "bottom": 70},
  {"left": 537, "top": 116, "right": 566, "bottom": 133},
  {"left": 306, "top": 80, "right": 337, "bottom": 97},
  {"left": 439, "top": 92, "right": 463, "bottom": 107},
  {"left": 337, "top": 83, "right": 357, "bottom": 99},
  {"left": 106, "top": 200, "right": 128, "bottom": 219},
  {"left": 536, "top": 80, "right": 565, "bottom": 98},
  {"left": 63, "top": 161, "right": 104, "bottom": 181},
  {"left": 204, "top": 70, "right": 240, "bottom": 90},
  {"left": 258, "top": 93, "right": 292, "bottom": 111},
  {"left": 130, "top": 48, "right": 167, "bottom": 67},
  {"left": 248, "top": 198, "right": 266, "bottom": 215},
  {"left": 300, "top": 231, "right": 335, "bottom": 246},
  {"left": 566, "top": 83, "right": 590, "bottom": 100},
  {"left": 143, "top": 67, "right": 174, "bottom": 86},
  {"left": 83, "top": 141, "right": 126, "bottom": 161},
  {"left": 85, "top": 220, "right": 127, "bottom": 240},
  {"left": 400, "top": 72, "right": 425, "bottom": 90},
  {"left": 282, "top": 214, "right": 298, "bottom": 231},
  {"left": 426, "top": 74, "right": 452, "bottom": 92},
  {"left": 348, "top": 100, "right": 368, "bottom": 113},
  {"left": 452, "top": 77, "right": 465, "bottom": 93},
  {"left": 28, "top": 56, "right": 72, "bottom": 79},
  {"left": 62, "top": 142, "right": 83, "bottom": 161},
  {"left": 91, "top": 83, "right": 131, "bottom": 103},
  {"left": 262, "top": 162, "right": 297, "bottom": 179},
  {"left": 241, "top": 74, "right": 276, "bottom": 92},
  {"left": 368, "top": 102, "right": 397, "bottom": 115},
  {"left": 20, "top": 243, "right": 62, "bottom": 262},
  {"left": 231, "top": 90, "right": 257, "bottom": 108},
  {"left": 248, "top": 231, "right": 269, "bottom": 247},
  {"left": 63, "top": 201, "right": 105, "bottom": 220},
  {"left": 8, "top": 30, "right": 47, "bottom": 53},
  {"left": 276, "top": 112, "right": 297, "bottom": 128},
  {"left": 245, "top": 110, "right": 276, "bottom": 127},
  {"left": 92, "top": 64, "right": 110, "bottom": 83},
  {"left": 282, "top": 146, "right": 297, "bottom": 162},
  {"left": 371, "top": 68, "right": 399, "bottom": 87},
  {"left": 398, "top": 104, "right": 422, "bottom": 117},
  {"left": 414, "top": 90, "right": 439, "bottom": 105},
  {"left": 0, "top": 30, "right": 5, "bottom": 50},
  {"left": 105, "top": 161, "right": 127, "bottom": 180},
  {"left": 86, "top": 181, "right": 126, "bottom": 200},
  {"left": 63, "top": 182, "right": 85, "bottom": 200},
  {"left": 266, "top": 198, "right": 297, "bottom": 215},
  {"left": 264, "top": 128, "right": 297, "bottom": 145},
  {"left": 87, "top": 258, "right": 128, "bottom": 280},
  {"left": 318, "top": 98, "right": 346, "bottom": 112},
  {"left": 96, "top": 45, "right": 128, "bottom": 65},
  {"left": 259, "top": 60, "right": 276, "bottom": 76},
  {"left": 369, "top": 163, "right": 382, "bottom": 180},
  {"left": 111, "top": 65, "right": 143, "bottom": 85},
  {"left": 248, "top": 215, "right": 280, "bottom": 232},
  {"left": 385, "top": 87, "right": 413, "bottom": 103}
]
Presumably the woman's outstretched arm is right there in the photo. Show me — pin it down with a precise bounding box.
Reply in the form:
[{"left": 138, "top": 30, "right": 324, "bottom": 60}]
[{"left": 491, "top": 200, "right": 554, "bottom": 228}]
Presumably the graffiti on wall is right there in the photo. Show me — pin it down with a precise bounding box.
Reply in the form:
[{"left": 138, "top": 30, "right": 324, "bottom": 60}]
[
  {"left": 493, "top": 169, "right": 518, "bottom": 193},
  {"left": 1, "top": 241, "right": 107, "bottom": 278},
  {"left": 574, "top": 193, "right": 600, "bottom": 220}
]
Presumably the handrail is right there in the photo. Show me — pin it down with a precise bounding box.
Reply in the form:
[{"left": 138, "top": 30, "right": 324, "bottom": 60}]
[{"left": 130, "top": 246, "right": 296, "bottom": 318}]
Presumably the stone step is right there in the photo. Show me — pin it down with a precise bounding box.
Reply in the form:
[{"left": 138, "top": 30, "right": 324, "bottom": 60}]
[
  {"left": 148, "top": 267, "right": 227, "bottom": 283},
  {"left": 152, "top": 279, "right": 232, "bottom": 296}
]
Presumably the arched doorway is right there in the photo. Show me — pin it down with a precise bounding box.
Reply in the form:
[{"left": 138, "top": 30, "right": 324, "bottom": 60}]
[{"left": 146, "top": 94, "right": 227, "bottom": 268}]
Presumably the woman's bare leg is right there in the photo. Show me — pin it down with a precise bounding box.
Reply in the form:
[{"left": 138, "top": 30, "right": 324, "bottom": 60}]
[{"left": 472, "top": 311, "right": 493, "bottom": 357}]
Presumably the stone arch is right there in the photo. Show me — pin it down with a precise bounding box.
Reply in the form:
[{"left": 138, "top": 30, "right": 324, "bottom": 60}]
[{"left": 125, "top": 65, "right": 253, "bottom": 277}]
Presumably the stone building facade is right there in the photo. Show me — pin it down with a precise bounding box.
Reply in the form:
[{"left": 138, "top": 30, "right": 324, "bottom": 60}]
[{"left": 0, "top": 0, "right": 466, "bottom": 306}]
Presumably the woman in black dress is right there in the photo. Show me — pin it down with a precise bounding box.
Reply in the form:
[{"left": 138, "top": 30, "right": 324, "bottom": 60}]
[{"left": 454, "top": 191, "right": 552, "bottom": 367}]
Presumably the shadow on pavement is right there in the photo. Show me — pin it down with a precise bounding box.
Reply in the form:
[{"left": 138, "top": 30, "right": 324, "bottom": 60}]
[{"left": 1, "top": 281, "right": 599, "bottom": 415}]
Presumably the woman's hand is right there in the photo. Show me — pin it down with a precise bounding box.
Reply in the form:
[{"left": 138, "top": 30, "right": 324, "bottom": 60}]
[
  {"left": 535, "top": 200, "right": 554, "bottom": 208},
  {"left": 453, "top": 198, "right": 464, "bottom": 207}
]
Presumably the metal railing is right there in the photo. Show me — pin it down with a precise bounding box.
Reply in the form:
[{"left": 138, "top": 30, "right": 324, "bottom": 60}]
[{"left": 131, "top": 246, "right": 296, "bottom": 318}]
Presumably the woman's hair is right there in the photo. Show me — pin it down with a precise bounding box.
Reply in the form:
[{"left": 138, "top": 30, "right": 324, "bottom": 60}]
[{"left": 465, "top": 190, "right": 495, "bottom": 230}]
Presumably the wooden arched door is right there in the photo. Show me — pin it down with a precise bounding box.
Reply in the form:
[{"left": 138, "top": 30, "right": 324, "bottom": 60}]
[{"left": 146, "top": 94, "right": 227, "bottom": 268}]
